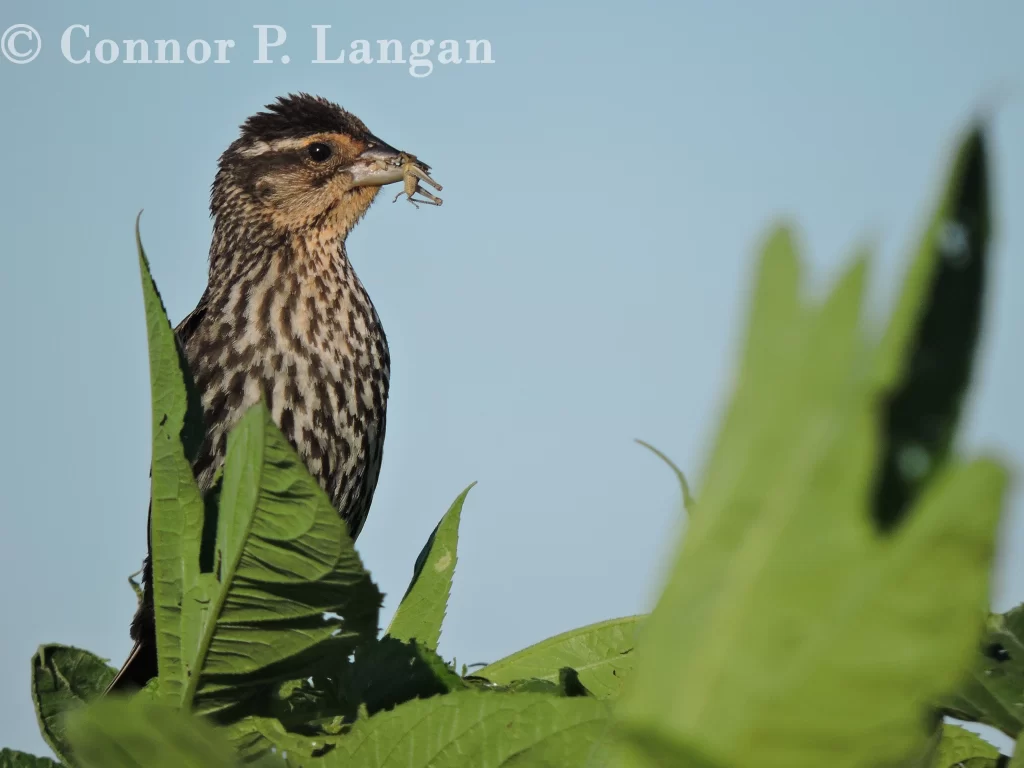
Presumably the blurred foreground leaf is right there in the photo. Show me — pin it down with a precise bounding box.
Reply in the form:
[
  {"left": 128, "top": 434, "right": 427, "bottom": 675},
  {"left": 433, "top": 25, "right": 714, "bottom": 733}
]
[
  {"left": 66, "top": 698, "right": 243, "bottom": 768},
  {"left": 615, "top": 129, "right": 1006, "bottom": 768}
]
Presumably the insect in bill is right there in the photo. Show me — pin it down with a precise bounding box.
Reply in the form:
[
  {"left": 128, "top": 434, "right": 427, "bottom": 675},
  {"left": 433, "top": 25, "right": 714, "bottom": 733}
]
[{"left": 391, "top": 152, "right": 443, "bottom": 208}]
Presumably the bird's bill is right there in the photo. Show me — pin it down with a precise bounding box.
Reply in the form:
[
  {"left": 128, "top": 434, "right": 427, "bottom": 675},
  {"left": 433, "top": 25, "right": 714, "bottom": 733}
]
[{"left": 348, "top": 143, "right": 408, "bottom": 187}]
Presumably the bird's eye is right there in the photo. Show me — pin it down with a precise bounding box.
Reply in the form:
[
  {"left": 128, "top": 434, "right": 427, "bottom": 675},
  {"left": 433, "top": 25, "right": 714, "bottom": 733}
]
[{"left": 307, "top": 142, "right": 333, "bottom": 163}]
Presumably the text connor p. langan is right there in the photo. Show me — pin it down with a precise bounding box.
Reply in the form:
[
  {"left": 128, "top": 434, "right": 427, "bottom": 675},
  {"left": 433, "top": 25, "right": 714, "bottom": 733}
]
[{"left": 59, "top": 24, "right": 495, "bottom": 77}]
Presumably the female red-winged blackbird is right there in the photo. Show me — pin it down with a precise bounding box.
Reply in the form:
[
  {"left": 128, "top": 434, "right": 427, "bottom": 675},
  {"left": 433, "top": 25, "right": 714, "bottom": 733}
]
[{"left": 108, "top": 93, "right": 435, "bottom": 691}]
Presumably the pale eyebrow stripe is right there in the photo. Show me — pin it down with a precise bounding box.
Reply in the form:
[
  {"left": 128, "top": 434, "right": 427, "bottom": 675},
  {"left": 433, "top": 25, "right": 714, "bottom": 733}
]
[
  {"left": 237, "top": 137, "right": 314, "bottom": 157},
  {"left": 237, "top": 141, "right": 272, "bottom": 157},
  {"left": 270, "top": 137, "right": 313, "bottom": 152}
]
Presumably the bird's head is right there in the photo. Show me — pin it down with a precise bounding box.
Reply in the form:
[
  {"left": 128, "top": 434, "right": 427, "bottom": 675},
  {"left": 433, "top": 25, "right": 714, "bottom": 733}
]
[{"left": 212, "top": 93, "right": 418, "bottom": 238}]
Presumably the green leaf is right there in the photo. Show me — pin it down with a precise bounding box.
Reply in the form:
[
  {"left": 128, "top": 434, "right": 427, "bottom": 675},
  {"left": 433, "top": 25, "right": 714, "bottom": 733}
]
[
  {"left": 385, "top": 484, "right": 474, "bottom": 649},
  {"left": 219, "top": 641, "right": 471, "bottom": 764},
  {"left": 871, "top": 127, "right": 990, "bottom": 530},
  {"left": 931, "top": 724, "right": 1000, "bottom": 767},
  {"left": 219, "top": 716, "right": 278, "bottom": 763},
  {"left": 500, "top": 720, "right": 610, "bottom": 766},
  {"left": 1010, "top": 729, "right": 1024, "bottom": 768},
  {"left": 184, "top": 402, "right": 382, "bottom": 712},
  {"left": 137, "top": 218, "right": 207, "bottom": 704},
  {"left": 31, "top": 644, "right": 116, "bottom": 765},
  {"left": 349, "top": 637, "right": 467, "bottom": 716},
  {"left": 0, "top": 749, "right": 62, "bottom": 768},
  {"left": 495, "top": 667, "right": 592, "bottom": 697},
  {"left": 942, "top": 606, "right": 1024, "bottom": 738},
  {"left": 309, "top": 691, "right": 609, "bottom": 768},
  {"left": 65, "top": 697, "right": 241, "bottom": 768},
  {"left": 222, "top": 713, "right": 340, "bottom": 764},
  {"left": 635, "top": 441, "right": 695, "bottom": 514},
  {"left": 615, "top": 190, "right": 1006, "bottom": 768},
  {"left": 476, "top": 616, "right": 642, "bottom": 698}
]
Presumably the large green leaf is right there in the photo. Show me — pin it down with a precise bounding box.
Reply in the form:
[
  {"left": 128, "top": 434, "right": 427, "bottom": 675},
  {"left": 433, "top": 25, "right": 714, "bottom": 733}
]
[
  {"left": 385, "top": 484, "right": 474, "bottom": 649},
  {"left": 306, "top": 691, "right": 609, "bottom": 768},
  {"left": 614, "top": 131, "right": 1005, "bottom": 768},
  {"left": 31, "top": 644, "right": 116, "bottom": 765},
  {"left": 137, "top": 219, "right": 207, "bottom": 704},
  {"left": 65, "top": 698, "right": 245, "bottom": 768},
  {"left": 943, "top": 606, "right": 1024, "bottom": 738},
  {"left": 0, "top": 750, "right": 62, "bottom": 768},
  {"left": 477, "top": 616, "right": 642, "bottom": 698},
  {"left": 184, "top": 403, "right": 382, "bottom": 711}
]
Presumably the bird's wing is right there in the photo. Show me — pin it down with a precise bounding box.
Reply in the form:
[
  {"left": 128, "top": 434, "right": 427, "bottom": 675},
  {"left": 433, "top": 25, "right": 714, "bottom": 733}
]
[
  {"left": 175, "top": 291, "right": 210, "bottom": 343},
  {"left": 104, "top": 637, "right": 156, "bottom": 693}
]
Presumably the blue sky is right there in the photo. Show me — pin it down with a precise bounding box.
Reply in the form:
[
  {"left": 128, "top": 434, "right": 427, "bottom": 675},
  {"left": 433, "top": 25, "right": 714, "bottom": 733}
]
[{"left": 1, "top": 0, "right": 1022, "bottom": 757}]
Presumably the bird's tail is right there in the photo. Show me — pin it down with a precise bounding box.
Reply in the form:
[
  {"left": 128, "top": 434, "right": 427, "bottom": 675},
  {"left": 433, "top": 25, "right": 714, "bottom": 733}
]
[{"left": 105, "top": 639, "right": 157, "bottom": 694}]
